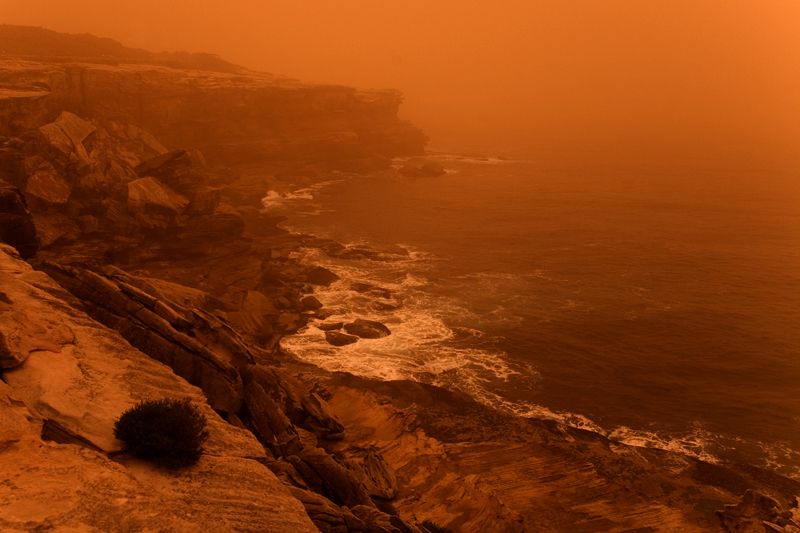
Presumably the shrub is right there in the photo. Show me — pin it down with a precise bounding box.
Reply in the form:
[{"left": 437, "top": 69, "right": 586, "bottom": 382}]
[{"left": 114, "top": 398, "right": 209, "bottom": 467}]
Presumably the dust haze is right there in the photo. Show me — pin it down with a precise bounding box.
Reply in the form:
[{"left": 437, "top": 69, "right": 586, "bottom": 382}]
[{"left": 3, "top": 0, "right": 800, "bottom": 171}]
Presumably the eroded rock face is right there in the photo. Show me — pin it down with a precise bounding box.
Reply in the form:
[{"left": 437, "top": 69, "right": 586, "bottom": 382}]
[
  {"left": 127, "top": 176, "right": 189, "bottom": 228},
  {"left": 344, "top": 319, "right": 391, "bottom": 339},
  {"left": 0, "top": 244, "right": 318, "bottom": 531},
  {"left": 38, "top": 262, "right": 251, "bottom": 414},
  {"left": 38, "top": 111, "right": 96, "bottom": 167},
  {"left": 0, "top": 59, "right": 426, "bottom": 166},
  {"left": 0, "top": 179, "right": 37, "bottom": 258}
]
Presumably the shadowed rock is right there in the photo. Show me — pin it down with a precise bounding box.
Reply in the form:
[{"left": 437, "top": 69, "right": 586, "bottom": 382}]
[
  {"left": 326, "top": 330, "right": 358, "bottom": 346},
  {"left": 0, "top": 180, "right": 37, "bottom": 258},
  {"left": 344, "top": 319, "right": 391, "bottom": 339}
]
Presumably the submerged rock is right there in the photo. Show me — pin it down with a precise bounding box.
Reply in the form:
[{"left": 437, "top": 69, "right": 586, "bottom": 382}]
[
  {"left": 343, "top": 319, "right": 391, "bottom": 339},
  {"left": 325, "top": 330, "right": 358, "bottom": 346},
  {"left": 306, "top": 265, "right": 340, "bottom": 286},
  {"left": 398, "top": 158, "right": 445, "bottom": 178}
]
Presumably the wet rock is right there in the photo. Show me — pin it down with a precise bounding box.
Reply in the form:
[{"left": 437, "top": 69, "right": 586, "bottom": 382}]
[
  {"left": 307, "top": 265, "right": 340, "bottom": 286},
  {"left": 326, "top": 330, "right": 359, "bottom": 347},
  {"left": 0, "top": 180, "right": 37, "bottom": 258},
  {"left": 351, "top": 282, "right": 393, "bottom": 299},
  {"left": 300, "top": 295, "right": 323, "bottom": 311},
  {"left": 317, "top": 321, "right": 344, "bottom": 331},
  {"left": 398, "top": 158, "right": 445, "bottom": 178},
  {"left": 344, "top": 319, "right": 391, "bottom": 339}
]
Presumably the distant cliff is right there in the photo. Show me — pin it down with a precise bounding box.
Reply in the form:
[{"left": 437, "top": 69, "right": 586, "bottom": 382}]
[{"left": 0, "top": 25, "right": 427, "bottom": 167}]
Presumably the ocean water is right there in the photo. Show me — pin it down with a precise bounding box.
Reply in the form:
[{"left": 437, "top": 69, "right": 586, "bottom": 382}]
[{"left": 267, "top": 156, "right": 800, "bottom": 477}]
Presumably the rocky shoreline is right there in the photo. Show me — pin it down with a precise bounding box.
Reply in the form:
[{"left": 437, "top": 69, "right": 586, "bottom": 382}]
[{"left": 1, "top": 26, "right": 799, "bottom": 532}]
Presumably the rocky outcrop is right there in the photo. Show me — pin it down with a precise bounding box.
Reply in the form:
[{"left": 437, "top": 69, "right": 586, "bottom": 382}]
[
  {"left": 38, "top": 262, "right": 251, "bottom": 414},
  {"left": 398, "top": 158, "right": 446, "bottom": 178},
  {"left": 0, "top": 244, "right": 318, "bottom": 531},
  {"left": 344, "top": 319, "right": 392, "bottom": 339},
  {"left": 126, "top": 176, "right": 189, "bottom": 228},
  {"left": 0, "top": 178, "right": 37, "bottom": 257},
  {"left": 326, "top": 330, "right": 359, "bottom": 346},
  {"left": 718, "top": 491, "right": 800, "bottom": 532},
  {"left": 0, "top": 56, "right": 426, "bottom": 167}
]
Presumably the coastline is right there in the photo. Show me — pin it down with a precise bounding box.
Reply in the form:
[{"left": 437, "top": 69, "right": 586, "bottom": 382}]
[{"left": 0, "top": 36, "right": 798, "bottom": 531}]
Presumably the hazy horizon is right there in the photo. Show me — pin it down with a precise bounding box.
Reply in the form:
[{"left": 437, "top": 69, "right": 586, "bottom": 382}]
[{"left": 2, "top": 0, "right": 800, "bottom": 171}]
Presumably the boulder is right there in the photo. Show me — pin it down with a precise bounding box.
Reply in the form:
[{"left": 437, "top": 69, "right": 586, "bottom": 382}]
[
  {"left": 398, "top": 158, "right": 445, "bottom": 178},
  {"left": 38, "top": 111, "right": 96, "bottom": 166},
  {"left": 0, "top": 180, "right": 37, "bottom": 258},
  {"left": 306, "top": 265, "right": 339, "bottom": 286},
  {"left": 186, "top": 187, "right": 221, "bottom": 215},
  {"left": 325, "top": 330, "right": 358, "bottom": 346},
  {"left": 126, "top": 176, "right": 188, "bottom": 228},
  {"left": 317, "top": 322, "right": 343, "bottom": 331},
  {"left": 22, "top": 156, "right": 71, "bottom": 205},
  {"left": 135, "top": 149, "right": 207, "bottom": 193},
  {"left": 344, "top": 319, "right": 391, "bottom": 339},
  {"left": 300, "top": 295, "right": 323, "bottom": 311}
]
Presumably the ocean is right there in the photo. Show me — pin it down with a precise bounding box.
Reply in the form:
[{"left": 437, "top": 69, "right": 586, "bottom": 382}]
[{"left": 267, "top": 155, "right": 800, "bottom": 478}]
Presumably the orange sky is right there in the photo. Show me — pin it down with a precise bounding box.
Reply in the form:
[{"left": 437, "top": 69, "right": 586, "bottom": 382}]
[{"left": 2, "top": 0, "right": 799, "bottom": 169}]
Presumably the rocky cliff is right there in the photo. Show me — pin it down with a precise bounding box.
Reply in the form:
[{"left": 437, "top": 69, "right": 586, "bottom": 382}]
[
  {"left": 0, "top": 26, "right": 426, "bottom": 167},
  {"left": 1, "top": 27, "right": 799, "bottom": 533}
]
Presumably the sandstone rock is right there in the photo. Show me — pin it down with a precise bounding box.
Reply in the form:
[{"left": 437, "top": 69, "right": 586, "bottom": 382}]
[
  {"left": 38, "top": 111, "right": 96, "bottom": 166},
  {"left": 244, "top": 365, "right": 345, "bottom": 442},
  {"left": 301, "top": 295, "right": 324, "bottom": 311},
  {"left": 187, "top": 186, "right": 222, "bottom": 215},
  {"left": 344, "top": 319, "right": 391, "bottom": 339},
  {"left": 135, "top": 148, "right": 207, "bottom": 193},
  {"left": 182, "top": 203, "right": 245, "bottom": 240},
  {"left": 0, "top": 180, "right": 37, "bottom": 258},
  {"left": 351, "top": 282, "right": 393, "bottom": 299},
  {"left": 22, "top": 156, "right": 70, "bottom": 205},
  {"left": 317, "top": 321, "right": 344, "bottom": 331},
  {"left": 39, "top": 263, "right": 250, "bottom": 414},
  {"left": 32, "top": 212, "right": 81, "bottom": 247},
  {"left": 127, "top": 176, "right": 189, "bottom": 228},
  {"left": 288, "top": 446, "right": 374, "bottom": 508},
  {"left": 326, "top": 330, "right": 358, "bottom": 346},
  {"left": 0, "top": 244, "right": 316, "bottom": 531},
  {"left": 717, "top": 490, "right": 795, "bottom": 532},
  {"left": 307, "top": 265, "right": 340, "bottom": 286},
  {"left": 398, "top": 158, "right": 445, "bottom": 178}
]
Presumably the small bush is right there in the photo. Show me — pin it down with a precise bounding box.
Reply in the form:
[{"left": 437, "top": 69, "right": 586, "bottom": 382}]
[{"left": 114, "top": 398, "right": 209, "bottom": 467}]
